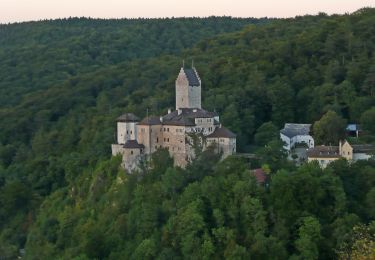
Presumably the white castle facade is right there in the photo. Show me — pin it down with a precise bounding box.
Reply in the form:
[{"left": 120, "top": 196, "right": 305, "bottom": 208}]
[{"left": 112, "top": 66, "right": 237, "bottom": 172}]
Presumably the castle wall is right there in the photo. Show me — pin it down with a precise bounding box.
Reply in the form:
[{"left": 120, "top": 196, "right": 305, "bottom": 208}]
[
  {"left": 137, "top": 124, "right": 162, "bottom": 155},
  {"left": 206, "top": 137, "right": 236, "bottom": 159},
  {"left": 123, "top": 148, "right": 143, "bottom": 172},
  {"left": 112, "top": 144, "right": 125, "bottom": 156},
  {"left": 136, "top": 123, "right": 190, "bottom": 167}
]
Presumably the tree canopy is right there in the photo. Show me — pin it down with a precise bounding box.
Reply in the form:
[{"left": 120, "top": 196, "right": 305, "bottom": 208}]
[{"left": 0, "top": 9, "right": 375, "bottom": 258}]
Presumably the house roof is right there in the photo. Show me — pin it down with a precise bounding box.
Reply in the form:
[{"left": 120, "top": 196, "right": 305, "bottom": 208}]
[
  {"left": 164, "top": 116, "right": 196, "bottom": 126},
  {"left": 138, "top": 116, "right": 162, "bottom": 125},
  {"left": 136, "top": 108, "right": 219, "bottom": 127},
  {"left": 346, "top": 124, "right": 361, "bottom": 132},
  {"left": 280, "top": 123, "right": 312, "bottom": 138},
  {"left": 117, "top": 113, "right": 139, "bottom": 122},
  {"left": 352, "top": 144, "right": 374, "bottom": 153},
  {"left": 253, "top": 168, "right": 267, "bottom": 184},
  {"left": 161, "top": 108, "right": 218, "bottom": 126},
  {"left": 307, "top": 146, "right": 340, "bottom": 158},
  {"left": 206, "top": 127, "right": 236, "bottom": 138},
  {"left": 183, "top": 68, "right": 200, "bottom": 86},
  {"left": 164, "top": 108, "right": 217, "bottom": 120},
  {"left": 123, "top": 140, "right": 145, "bottom": 149}
]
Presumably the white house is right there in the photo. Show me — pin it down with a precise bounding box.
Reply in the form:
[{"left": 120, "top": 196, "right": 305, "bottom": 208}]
[{"left": 280, "top": 123, "right": 314, "bottom": 152}]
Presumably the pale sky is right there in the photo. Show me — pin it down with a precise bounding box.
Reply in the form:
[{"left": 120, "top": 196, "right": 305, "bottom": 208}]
[{"left": 0, "top": 0, "right": 374, "bottom": 23}]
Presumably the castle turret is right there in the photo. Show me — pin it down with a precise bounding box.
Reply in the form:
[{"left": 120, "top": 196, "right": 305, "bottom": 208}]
[
  {"left": 175, "top": 66, "right": 201, "bottom": 110},
  {"left": 116, "top": 113, "right": 139, "bottom": 144}
]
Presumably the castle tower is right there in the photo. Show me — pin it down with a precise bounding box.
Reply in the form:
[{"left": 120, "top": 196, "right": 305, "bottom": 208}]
[
  {"left": 116, "top": 113, "right": 139, "bottom": 144},
  {"left": 175, "top": 66, "right": 201, "bottom": 110}
]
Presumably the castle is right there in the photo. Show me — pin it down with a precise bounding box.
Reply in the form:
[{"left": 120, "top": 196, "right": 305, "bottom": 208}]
[{"left": 111, "top": 65, "right": 237, "bottom": 172}]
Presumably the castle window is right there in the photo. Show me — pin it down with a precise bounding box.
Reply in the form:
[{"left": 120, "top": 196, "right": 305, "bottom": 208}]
[
  {"left": 127, "top": 130, "right": 129, "bottom": 134},
  {"left": 130, "top": 130, "right": 132, "bottom": 134},
  {"left": 167, "top": 128, "right": 169, "bottom": 132},
  {"left": 168, "top": 138, "right": 169, "bottom": 142},
  {"left": 157, "top": 137, "right": 159, "bottom": 143},
  {"left": 131, "top": 150, "right": 133, "bottom": 155},
  {"left": 164, "top": 138, "right": 166, "bottom": 142}
]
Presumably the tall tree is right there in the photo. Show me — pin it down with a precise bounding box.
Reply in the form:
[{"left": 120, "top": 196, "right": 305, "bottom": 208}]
[
  {"left": 294, "top": 216, "right": 322, "bottom": 260},
  {"left": 360, "top": 107, "right": 375, "bottom": 135},
  {"left": 313, "top": 110, "right": 347, "bottom": 145}
]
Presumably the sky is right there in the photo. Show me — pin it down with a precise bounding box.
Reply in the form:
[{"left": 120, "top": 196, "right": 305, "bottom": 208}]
[{"left": 0, "top": 0, "right": 374, "bottom": 24}]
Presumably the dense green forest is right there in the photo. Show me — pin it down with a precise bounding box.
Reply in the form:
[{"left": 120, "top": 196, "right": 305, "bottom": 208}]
[{"left": 1, "top": 9, "right": 375, "bottom": 259}]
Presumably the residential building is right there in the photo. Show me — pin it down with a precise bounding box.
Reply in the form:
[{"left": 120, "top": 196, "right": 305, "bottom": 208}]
[{"left": 280, "top": 123, "right": 314, "bottom": 151}]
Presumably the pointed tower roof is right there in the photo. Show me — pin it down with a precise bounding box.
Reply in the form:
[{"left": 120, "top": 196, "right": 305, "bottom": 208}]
[{"left": 183, "top": 68, "right": 200, "bottom": 86}]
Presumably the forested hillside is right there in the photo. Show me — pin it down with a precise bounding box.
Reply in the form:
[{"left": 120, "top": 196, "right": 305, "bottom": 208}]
[
  {"left": 1, "top": 9, "right": 375, "bottom": 259},
  {"left": 0, "top": 17, "right": 262, "bottom": 107}
]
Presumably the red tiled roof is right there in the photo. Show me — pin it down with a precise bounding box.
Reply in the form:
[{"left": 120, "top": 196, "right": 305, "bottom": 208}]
[{"left": 253, "top": 168, "right": 267, "bottom": 184}]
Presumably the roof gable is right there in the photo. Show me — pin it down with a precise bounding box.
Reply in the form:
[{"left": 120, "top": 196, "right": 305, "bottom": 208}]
[{"left": 280, "top": 123, "right": 312, "bottom": 138}]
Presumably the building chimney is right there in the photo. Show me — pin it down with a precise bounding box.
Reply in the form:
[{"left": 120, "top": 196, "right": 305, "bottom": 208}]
[{"left": 339, "top": 140, "right": 342, "bottom": 156}]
